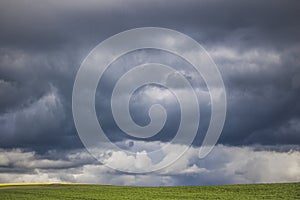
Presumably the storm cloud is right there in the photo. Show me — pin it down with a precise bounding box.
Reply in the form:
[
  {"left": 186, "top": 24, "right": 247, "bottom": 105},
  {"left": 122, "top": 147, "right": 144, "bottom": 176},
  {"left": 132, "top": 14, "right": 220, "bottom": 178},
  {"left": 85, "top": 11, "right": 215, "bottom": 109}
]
[{"left": 0, "top": 0, "right": 299, "bottom": 185}]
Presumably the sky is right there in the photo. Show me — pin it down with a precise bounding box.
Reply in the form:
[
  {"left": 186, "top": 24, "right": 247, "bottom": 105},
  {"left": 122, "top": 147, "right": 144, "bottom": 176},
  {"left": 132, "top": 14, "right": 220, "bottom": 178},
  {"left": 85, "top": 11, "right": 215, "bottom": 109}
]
[{"left": 0, "top": 0, "right": 300, "bottom": 185}]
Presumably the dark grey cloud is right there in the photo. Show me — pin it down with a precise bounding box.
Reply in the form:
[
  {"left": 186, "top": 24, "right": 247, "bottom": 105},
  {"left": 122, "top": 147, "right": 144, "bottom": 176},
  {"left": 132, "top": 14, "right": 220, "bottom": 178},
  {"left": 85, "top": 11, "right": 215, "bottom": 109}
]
[
  {"left": 0, "top": 0, "right": 299, "bottom": 153},
  {"left": 1, "top": 0, "right": 299, "bottom": 49}
]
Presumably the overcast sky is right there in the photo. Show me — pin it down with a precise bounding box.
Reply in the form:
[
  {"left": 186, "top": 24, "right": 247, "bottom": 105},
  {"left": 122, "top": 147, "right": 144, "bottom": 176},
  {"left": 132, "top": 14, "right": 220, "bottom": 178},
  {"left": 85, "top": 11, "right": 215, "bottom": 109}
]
[{"left": 0, "top": 0, "right": 299, "bottom": 185}]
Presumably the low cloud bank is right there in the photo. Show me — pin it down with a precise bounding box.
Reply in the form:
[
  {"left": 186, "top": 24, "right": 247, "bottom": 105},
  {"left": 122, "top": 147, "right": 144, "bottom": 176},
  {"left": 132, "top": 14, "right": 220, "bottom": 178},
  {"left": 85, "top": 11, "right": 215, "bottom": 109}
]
[{"left": 0, "top": 143, "right": 299, "bottom": 186}]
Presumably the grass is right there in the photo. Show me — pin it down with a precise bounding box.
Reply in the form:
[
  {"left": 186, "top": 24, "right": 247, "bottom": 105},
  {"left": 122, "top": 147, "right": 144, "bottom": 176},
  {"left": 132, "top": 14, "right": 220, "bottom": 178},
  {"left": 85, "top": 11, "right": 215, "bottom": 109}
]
[{"left": 0, "top": 182, "right": 299, "bottom": 199}]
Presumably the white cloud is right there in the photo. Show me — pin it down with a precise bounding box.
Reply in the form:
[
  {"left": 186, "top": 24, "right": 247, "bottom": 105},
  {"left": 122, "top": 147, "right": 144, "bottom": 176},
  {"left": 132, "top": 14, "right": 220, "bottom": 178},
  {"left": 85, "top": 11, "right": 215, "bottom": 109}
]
[{"left": 0, "top": 143, "right": 299, "bottom": 186}]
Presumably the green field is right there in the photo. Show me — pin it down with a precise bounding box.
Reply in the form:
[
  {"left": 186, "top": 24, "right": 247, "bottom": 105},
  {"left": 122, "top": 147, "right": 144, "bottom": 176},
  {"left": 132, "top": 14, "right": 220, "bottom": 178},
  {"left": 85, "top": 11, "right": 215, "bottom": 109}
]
[{"left": 0, "top": 182, "right": 299, "bottom": 200}]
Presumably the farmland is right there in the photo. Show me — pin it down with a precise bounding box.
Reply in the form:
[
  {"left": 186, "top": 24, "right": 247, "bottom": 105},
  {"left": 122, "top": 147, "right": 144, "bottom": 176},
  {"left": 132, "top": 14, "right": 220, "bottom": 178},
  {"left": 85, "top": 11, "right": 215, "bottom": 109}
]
[{"left": 0, "top": 182, "right": 299, "bottom": 199}]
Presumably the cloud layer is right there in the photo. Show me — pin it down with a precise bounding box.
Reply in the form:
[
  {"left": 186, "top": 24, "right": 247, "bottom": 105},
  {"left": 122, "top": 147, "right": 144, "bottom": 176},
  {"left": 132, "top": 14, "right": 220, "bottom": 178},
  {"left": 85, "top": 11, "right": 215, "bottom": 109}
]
[
  {"left": 0, "top": 143, "right": 299, "bottom": 186},
  {"left": 0, "top": 0, "right": 299, "bottom": 185}
]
